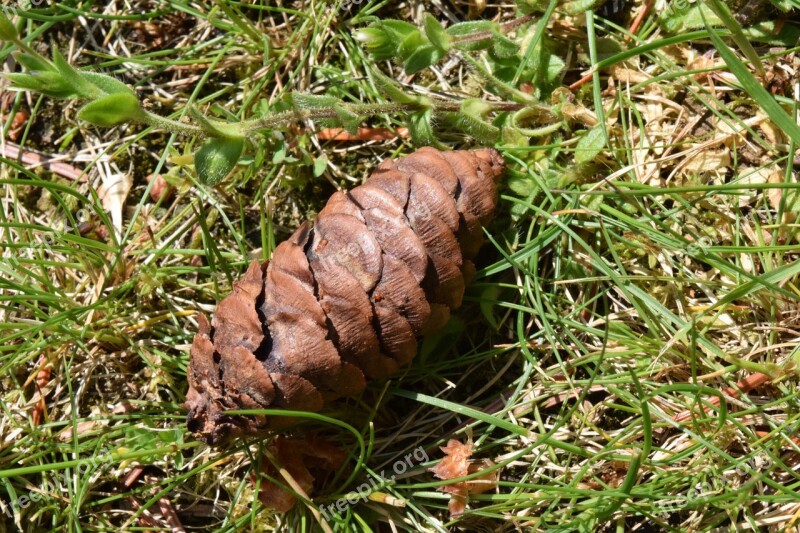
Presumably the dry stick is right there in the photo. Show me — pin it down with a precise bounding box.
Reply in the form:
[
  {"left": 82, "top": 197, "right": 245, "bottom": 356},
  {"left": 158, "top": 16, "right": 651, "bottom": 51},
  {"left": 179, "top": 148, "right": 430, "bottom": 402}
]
[
  {"left": 754, "top": 430, "right": 800, "bottom": 447},
  {"left": 0, "top": 142, "right": 86, "bottom": 181},
  {"left": 568, "top": 0, "right": 655, "bottom": 91},
  {"left": 624, "top": 0, "right": 655, "bottom": 43},
  {"left": 158, "top": 497, "right": 187, "bottom": 533},
  {"left": 316, "top": 126, "right": 410, "bottom": 141},
  {"left": 672, "top": 371, "right": 772, "bottom": 423}
]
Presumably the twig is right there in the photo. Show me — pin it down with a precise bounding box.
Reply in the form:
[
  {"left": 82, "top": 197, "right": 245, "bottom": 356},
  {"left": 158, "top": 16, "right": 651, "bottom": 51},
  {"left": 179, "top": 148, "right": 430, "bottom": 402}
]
[
  {"left": 625, "top": 0, "right": 655, "bottom": 43},
  {"left": 672, "top": 372, "right": 772, "bottom": 423},
  {"left": 0, "top": 143, "right": 86, "bottom": 181},
  {"left": 316, "top": 126, "right": 409, "bottom": 141}
]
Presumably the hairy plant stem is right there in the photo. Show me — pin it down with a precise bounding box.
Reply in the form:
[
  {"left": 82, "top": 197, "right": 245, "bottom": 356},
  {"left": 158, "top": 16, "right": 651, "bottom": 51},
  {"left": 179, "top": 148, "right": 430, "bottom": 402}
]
[
  {"left": 10, "top": 35, "right": 40, "bottom": 61},
  {"left": 139, "top": 100, "right": 527, "bottom": 138},
  {"left": 452, "top": 14, "right": 535, "bottom": 44},
  {"left": 141, "top": 111, "right": 205, "bottom": 135}
]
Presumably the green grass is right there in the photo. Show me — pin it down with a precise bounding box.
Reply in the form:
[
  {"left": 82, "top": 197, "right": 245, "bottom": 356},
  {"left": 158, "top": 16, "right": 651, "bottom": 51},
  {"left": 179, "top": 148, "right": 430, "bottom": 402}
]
[{"left": 2, "top": 0, "right": 800, "bottom": 531}]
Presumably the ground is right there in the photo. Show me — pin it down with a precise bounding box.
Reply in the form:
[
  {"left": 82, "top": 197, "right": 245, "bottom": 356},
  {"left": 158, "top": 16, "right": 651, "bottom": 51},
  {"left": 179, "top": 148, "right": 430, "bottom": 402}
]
[{"left": 2, "top": 0, "right": 800, "bottom": 531}]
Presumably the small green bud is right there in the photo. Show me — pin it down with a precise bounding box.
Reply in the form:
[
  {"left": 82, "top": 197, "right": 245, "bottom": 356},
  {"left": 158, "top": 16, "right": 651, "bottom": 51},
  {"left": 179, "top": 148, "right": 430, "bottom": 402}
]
[
  {"left": 195, "top": 137, "right": 245, "bottom": 185},
  {"left": 0, "top": 13, "right": 18, "bottom": 41},
  {"left": 77, "top": 93, "right": 143, "bottom": 126},
  {"left": 354, "top": 27, "right": 385, "bottom": 46},
  {"left": 354, "top": 27, "right": 396, "bottom": 60}
]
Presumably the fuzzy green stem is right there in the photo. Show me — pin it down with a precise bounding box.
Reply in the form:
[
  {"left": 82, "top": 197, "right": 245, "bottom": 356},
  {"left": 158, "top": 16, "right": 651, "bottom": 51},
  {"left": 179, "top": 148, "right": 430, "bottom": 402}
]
[
  {"left": 240, "top": 100, "right": 528, "bottom": 134},
  {"left": 140, "top": 110, "right": 206, "bottom": 136},
  {"left": 452, "top": 14, "right": 535, "bottom": 44},
  {"left": 135, "top": 100, "right": 526, "bottom": 138},
  {"left": 10, "top": 36, "right": 41, "bottom": 61}
]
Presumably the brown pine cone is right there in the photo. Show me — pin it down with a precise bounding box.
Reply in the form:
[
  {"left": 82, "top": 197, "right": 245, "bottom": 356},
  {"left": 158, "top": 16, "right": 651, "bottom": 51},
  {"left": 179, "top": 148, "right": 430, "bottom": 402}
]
[{"left": 185, "top": 147, "right": 505, "bottom": 444}]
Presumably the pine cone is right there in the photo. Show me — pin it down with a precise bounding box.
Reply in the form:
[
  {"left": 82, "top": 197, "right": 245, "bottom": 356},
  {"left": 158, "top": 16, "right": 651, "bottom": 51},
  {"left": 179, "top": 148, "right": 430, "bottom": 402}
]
[{"left": 185, "top": 147, "right": 505, "bottom": 444}]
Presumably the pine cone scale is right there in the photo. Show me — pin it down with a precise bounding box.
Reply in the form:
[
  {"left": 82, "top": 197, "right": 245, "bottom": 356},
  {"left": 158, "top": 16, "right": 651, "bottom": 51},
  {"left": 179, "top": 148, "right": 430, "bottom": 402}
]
[
  {"left": 372, "top": 254, "right": 431, "bottom": 334},
  {"left": 361, "top": 208, "right": 428, "bottom": 283},
  {"left": 396, "top": 147, "right": 460, "bottom": 196}
]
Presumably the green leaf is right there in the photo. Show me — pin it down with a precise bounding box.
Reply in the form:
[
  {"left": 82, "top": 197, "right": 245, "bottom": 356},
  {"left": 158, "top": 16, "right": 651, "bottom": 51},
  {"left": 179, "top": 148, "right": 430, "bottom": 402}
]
[
  {"left": 744, "top": 21, "right": 800, "bottom": 46},
  {"left": 515, "top": 0, "right": 551, "bottom": 14},
  {"left": 659, "top": 4, "right": 721, "bottom": 32},
  {"left": 770, "top": 0, "right": 796, "bottom": 11},
  {"left": 334, "top": 106, "right": 360, "bottom": 134},
  {"left": 52, "top": 49, "right": 101, "bottom": 99},
  {"left": 398, "top": 29, "right": 429, "bottom": 59},
  {"left": 492, "top": 33, "right": 519, "bottom": 59},
  {"left": 14, "top": 52, "right": 54, "bottom": 72},
  {"left": 272, "top": 140, "right": 286, "bottom": 165},
  {"left": 444, "top": 112, "right": 499, "bottom": 144},
  {"left": 403, "top": 45, "right": 443, "bottom": 74},
  {"left": 77, "top": 92, "right": 143, "bottom": 126},
  {"left": 479, "top": 285, "right": 501, "bottom": 330},
  {"left": 377, "top": 20, "right": 419, "bottom": 40},
  {"left": 371, "top": 69, "right": 421, "bottom": 104},
  {"left": 594, "top": 37, "right": 623, "bottom": 63},
  {"left": 501, "top": 125, "right": 530, "bottom": 147},
  {"left": 446, "top": 20, "right": 497, "bottom": 36},
  {"left": 0, "top": 13, "right": 18, "bottom": 41},
  {"left": 3, "top": 71, "right": 77, "bottom": 98},
  {"left": 525, "top": 38, "right": 565, "bottom": 99},
  {"left": 407, "top": 109, "right": 435, "bottom": 145},
  {"left": 561, "top": 0, "right": 605, "bottom": 15},
  {"left": 81, "top": 72, "right": 135, "bottom": 96},
  {"left": 186, "top": 105, "right": 243, "bottom": 139},
  {"left": 195, "top": 137, "right": 245, "bottom": 185},
  {"left": 291, "top": 92, "right": 341, "bottom": 110},
  {"left": 705, "top": 21, "right": 800, "bottom": 147},
  {"left": 313, "top": 153, "right": 328, "bottom": 177},
  {"left": 575, "top": 126, "right": 606, "bottom": 165},
  {"left": 125, "top": 426, "right": 158, "bottom": 450},
  {"left": 507, "top": 172, "right": 535, "bottom": 196},
  {"left": 423, "top": 13, "right": 450, "bottom": 52}
]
